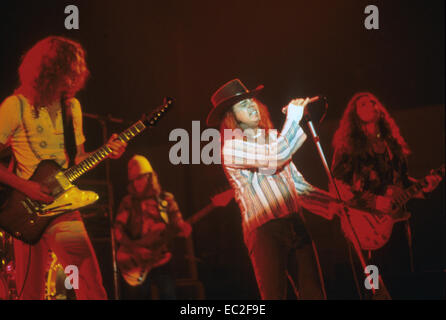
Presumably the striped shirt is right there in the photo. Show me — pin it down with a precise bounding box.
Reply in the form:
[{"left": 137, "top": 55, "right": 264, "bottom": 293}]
[{"left": 222, "top": 104, "right": 334, "bottom": 237}]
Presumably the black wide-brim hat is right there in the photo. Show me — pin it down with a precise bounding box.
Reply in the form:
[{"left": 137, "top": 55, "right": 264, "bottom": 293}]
[{"left": 206, "top": 79, "right": 264, "bottom": 127}]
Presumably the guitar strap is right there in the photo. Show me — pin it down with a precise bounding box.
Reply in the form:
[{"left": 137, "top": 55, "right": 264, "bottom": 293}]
[{"left": 61, "top": 98, "right": 77, "bottom": 167}]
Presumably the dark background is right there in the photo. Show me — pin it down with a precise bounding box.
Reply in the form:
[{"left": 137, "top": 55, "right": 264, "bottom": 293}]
[{"left": 0, "top": 0, "right": 444, "bottom": 299}]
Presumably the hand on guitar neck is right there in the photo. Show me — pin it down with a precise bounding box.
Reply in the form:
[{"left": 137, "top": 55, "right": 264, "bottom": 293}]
[
  {"left": 176, "top": 220, "right": 192, "bottom": 238},
  {"left": 328, "top": 164, "right": 445, "bottom": 250},
  {"left": 0, "top": 98, "right": 174, "bottom": 245},
  {"left": 106, "top": 133, "right": 127, "bottom": 160},
  {"left": 331, "top": 164, "right": 444, "bottom": 216},
  {"left": 376, "top": 169, "right": 444, "bottom": 211},
  {"left": 417, "top": 171, "right": 443, "bottom": 196}
]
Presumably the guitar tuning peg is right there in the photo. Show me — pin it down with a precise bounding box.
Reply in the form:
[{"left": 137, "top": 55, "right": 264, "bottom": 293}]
[{"left": 163, "top": 97, "right": 175, "bottom": 105}]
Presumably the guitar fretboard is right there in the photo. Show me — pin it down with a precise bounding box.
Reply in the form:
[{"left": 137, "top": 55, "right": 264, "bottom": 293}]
[
  {"left": 187, "top": 204, "right": 215, "bottom": 225},
  {"left": 393, "top": 165, "right": 445, "bottom": 208},
  {"left": 64, "top": 121, "right": 146, "bottom": 183}
]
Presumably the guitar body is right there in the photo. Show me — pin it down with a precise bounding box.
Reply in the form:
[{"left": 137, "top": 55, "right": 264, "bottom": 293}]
[
  {"left": 345, "top": 165, "right": 445, "bottom": 250},
  {"left": 340, "top": 206, "right": 411, "bottom": 251},
  {"left": 337, "top": 172, "right": 446, "bottom": 251},
  {"left": 117, "top": 243, "right": 171, "bottom": 287},
  {"left": 0, "top": 98, "right": 173, "bottom": 244},
  {"left": 0, "top": 184, "right": 12, "bottom": 212},
  {"left": 117, "top": 188, "right": 234, "bottom": 287},
  {"left": 0, "top": 160, "right": 98, "bottom": 244}
]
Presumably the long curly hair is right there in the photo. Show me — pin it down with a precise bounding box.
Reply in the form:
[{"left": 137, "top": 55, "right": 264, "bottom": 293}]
[
  {"left": 15, "top": 36, "right": 89, "bottom": 112},
  {"left": 332, "top": 92, "right": 410, "bottom": 158}
]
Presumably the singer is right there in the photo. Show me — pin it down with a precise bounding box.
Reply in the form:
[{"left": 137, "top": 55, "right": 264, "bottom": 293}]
[{"left": 206, "top": 79, "right": 335, "bottom": 299}]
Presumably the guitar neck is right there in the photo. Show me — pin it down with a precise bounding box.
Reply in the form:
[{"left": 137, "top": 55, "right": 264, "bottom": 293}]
[
  {"left": 129, "top": 204, "right": 216, "bottom": 249},
  {"left": 394, "top": 165, "right": 445, "bottom": 207},
  {"left": 64, "top": 120, "right": 147, "bottom": 183},
  {"left": 187, "top": 203, "right": 215, "bottom": 225}
]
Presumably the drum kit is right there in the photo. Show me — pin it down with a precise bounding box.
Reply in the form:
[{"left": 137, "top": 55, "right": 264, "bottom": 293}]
[{"left": 0, "top": 229, "right": 75, "bottom": 300}]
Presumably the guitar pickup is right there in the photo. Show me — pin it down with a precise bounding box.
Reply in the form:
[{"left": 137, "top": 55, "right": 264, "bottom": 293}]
[
  {"left": 37, "top": 203, "right": 73, "bottom": 217},
  {"left": 55, "top": 171, "right": 73, "bottom": 191},
  {"left": 21, "top": 198, "right": 41, "bottom": 214},
  {"left": 42, "top": 203, "right": 72, "bottom": 212},
  {"left": 21, "top": 200, "right": 34, "bottom": 214}
]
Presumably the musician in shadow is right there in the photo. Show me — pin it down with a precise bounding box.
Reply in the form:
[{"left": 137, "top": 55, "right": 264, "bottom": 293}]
[
  {"left": 114, "top": 155, "right": 191, "bottom": 300},
  {"left": 331, "top": 92, "right": 442, "bottom": 299}
]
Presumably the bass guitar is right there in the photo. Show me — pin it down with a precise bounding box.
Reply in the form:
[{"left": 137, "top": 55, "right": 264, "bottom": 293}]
[{"left": 0, "top": 98, "right": 173, "bottom": 244}]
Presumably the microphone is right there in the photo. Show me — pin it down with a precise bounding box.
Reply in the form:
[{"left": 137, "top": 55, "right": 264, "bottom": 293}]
[{"left": 281, "top": 96, "right": 326, "bottom": 114}]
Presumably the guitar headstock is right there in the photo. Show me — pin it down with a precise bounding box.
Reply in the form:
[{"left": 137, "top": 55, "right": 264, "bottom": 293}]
[
  {"left": 142, "top": 97, "right": 174, "bottom": 127},
  {"left": 210, "top": 189, "right": 234, "bottom": 208}
]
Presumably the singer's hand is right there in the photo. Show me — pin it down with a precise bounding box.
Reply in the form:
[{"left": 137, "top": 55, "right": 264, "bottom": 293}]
[{"left": 282, "top": 98, "right": 311, "bottom": 120}]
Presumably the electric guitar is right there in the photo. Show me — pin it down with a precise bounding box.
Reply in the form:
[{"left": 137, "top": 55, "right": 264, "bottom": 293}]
[
  {"left": 117, "top": 188, "right": 234, "bottom": 287},
  {"left": 339, "top": 165, "right": 445, "bottom": 250},
  {"left": 0, "top": 98, "right": 174, "bottom": 244}
]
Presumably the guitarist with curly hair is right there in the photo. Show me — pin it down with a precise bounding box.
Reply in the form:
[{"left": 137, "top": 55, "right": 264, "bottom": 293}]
[
  {"left": 0, "top": 36, "right": 127, "bottom": 299},
  {"left": 331, "top": 92, "right": 442, "bottom": 299}
]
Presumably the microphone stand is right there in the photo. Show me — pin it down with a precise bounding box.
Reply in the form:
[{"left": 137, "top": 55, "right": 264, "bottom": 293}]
[
  {"left": 83, "top": 112, "right": 128, "bottom": 301},
  {"left": 301, "top": 101, "right": 388, "bottom": 299}
]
